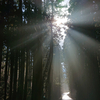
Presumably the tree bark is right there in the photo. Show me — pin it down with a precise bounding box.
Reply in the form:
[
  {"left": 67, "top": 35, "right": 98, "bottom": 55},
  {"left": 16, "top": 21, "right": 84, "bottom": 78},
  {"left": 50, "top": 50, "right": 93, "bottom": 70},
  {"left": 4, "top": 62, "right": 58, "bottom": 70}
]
[
  {"left": 4, "top": 47, "right": 8, "bottom": 100},
  {"left": 13, "top": 49, "right": 18, "bottom": 100},
  {"left": 9, "top": 49, "right": 14, "bottom": 100},
  {"left": 23, "top": 49, "right": 29, "bottom": 100}
]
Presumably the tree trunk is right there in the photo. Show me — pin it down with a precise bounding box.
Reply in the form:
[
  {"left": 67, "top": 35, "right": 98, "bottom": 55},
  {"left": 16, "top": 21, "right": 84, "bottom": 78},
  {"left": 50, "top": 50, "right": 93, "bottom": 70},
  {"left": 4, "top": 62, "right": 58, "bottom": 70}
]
[
  {"left": 20, "top": 48, "right": 25, "bottom": 100},
  {"left": 4, "top": 46, "right": 8, "bottom": 100},
  {"left": 13, "top": 49, "right": 18, "bottom": 100},
  {"left": 23, "top": 49, "right": 29, "bottom": 100},
  {"left": 9, "top": 49, "right": 14, "bottom": 100},
  {"left": 0, "top": 41, "right": 2, "bottom": 84}
]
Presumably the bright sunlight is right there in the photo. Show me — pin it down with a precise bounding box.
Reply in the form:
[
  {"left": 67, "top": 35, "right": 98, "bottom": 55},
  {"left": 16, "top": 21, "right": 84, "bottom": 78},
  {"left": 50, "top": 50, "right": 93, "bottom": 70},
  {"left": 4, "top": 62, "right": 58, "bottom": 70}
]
[
  {"left": 62, "top": 92, "right": 72, "bottom": 100},
  {"left": 54, "top": 17, "right": 67, "bottom": 26}
]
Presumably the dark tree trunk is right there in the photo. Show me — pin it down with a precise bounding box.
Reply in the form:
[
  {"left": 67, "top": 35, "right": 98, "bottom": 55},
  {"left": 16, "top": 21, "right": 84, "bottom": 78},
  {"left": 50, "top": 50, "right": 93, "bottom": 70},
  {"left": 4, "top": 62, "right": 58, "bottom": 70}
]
[
  {"left": 0, "top": 41, "right": 2, "bottom": 84},
  {"left": 13, "top": 49, "right": 18, "bottom": 100},
  {"left": 31, "top": 51, "right": 35, "bottom": 100},
  {"left": 9, "top": 49, "right": 14, "bottom": 100},
  {"left": 18, "top": 49, "right": 21, "bottom": 100},
  {"left": 23, "top": 49, "right": 29, "bottom": 100},
  {"left": 4, "top": 47, "right": 8, "bottom": 100},
  {"left": 18, "top": 47, "right": 25, "bottom": 100},
  {"left": 0, "top": 0, "right": 4, "bottom": 84},
  {"left": 32, "top": 37, "right": 42, "bottom": 100}
]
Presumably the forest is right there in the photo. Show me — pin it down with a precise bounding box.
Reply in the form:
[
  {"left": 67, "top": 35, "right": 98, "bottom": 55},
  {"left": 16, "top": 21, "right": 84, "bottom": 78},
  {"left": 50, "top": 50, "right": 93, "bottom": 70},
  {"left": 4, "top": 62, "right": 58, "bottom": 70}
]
[{"left": 0, "top": 0, "right": 100, "bottom": 100}]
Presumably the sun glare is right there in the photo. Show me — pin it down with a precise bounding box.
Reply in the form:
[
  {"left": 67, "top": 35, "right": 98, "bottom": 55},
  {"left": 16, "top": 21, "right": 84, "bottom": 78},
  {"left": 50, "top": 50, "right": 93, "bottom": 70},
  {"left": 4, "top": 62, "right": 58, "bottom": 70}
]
[
  {"left": 62, "top": 92, "right": 72, "bottom": 100},
  {"left": 54, "top": 17, "right": 67, "bottom": 26}
]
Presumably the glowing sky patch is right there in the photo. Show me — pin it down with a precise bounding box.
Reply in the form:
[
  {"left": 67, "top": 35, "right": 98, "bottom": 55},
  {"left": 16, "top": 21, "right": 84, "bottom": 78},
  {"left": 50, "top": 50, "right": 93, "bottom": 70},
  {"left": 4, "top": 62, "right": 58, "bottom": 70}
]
[{"left": 60, "top": 0, "right": 70, "bottom": 6}]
